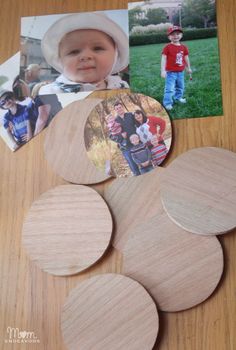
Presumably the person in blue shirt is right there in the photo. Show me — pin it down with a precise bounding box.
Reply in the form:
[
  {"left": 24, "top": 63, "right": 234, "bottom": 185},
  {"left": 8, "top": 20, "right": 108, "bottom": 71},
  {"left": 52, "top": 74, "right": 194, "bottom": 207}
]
[
  {"left": 12, "top": 76, "right": 62, "bottom": 136},
  {"left": 0, "top": 90, "right": 32, "bottom": 148}
]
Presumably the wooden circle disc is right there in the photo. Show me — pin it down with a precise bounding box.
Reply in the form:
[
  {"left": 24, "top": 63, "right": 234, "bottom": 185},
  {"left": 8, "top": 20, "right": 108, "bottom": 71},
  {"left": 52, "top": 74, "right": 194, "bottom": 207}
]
[
  {"left": 44, "top": 99, "right": 111, "bottom": 184},
  {"left": 160, "top": 147, "right": 236, "bottom": 235},
  {"left": 84, "top": 92, "right": 172, "bottom": 178},
  {"left": 122, "top": 211, "right": 223, "bottom": 312},
  {"left": 104, "top": 167, "right": 164, "bottom": 251},
  {"left": 61, "top": 274, "right": 159, "bottom": 350},
  {"left": 22, "top": 185, "right": 113, "bottom": 276}
]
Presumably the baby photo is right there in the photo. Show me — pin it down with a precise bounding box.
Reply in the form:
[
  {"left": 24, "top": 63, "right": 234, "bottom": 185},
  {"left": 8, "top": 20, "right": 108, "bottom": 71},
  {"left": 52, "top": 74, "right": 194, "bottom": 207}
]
[
  {"left": 20, "top": 10, "right": 129, "bottom": 95},
  {"left": 128, "top": 0, "right": 223, "bottom": 119},
  {"left": 0, "top": 53, "right": 92, "bottom": 151},
  {"left": 84, "top": 93, "right": 172, "bottom": 178}
]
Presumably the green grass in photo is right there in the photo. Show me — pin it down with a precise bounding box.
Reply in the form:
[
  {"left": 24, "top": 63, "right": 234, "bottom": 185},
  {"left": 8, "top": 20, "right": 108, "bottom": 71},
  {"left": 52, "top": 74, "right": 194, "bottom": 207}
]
[{"left": 130, "top": 37, "right": 223, "bottom": 119}]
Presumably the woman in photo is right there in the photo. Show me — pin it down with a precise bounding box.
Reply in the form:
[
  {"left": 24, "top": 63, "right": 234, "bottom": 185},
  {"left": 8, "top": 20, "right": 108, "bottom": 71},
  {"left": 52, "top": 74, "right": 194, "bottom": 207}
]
[
  {"left": 134, "top": 109, "right": 168, "bottom": 166},
  {"left": 134, "top": 109, "right": 166, "bottom": 147}
]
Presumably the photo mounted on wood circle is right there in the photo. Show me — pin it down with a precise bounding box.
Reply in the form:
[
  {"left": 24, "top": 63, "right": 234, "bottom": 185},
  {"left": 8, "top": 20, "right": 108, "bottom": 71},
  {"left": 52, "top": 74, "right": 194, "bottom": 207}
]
[{"left": 84, "top": 93, "right": 172, "bottom": 178}]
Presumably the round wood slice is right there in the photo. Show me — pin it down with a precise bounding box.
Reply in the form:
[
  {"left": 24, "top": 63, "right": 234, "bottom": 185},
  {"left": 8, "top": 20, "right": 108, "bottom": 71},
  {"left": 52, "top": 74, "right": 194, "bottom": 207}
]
[
  {"left": 84, "top": 92, "right": 172, "bottom": 178},
  {"left": 61, "top": 274, "right": 159, "bottom": 350},
  {"left": 103, "top": 167, "right": 164, "bottom": 251},
  {"left": 22, "top": 185, "right": 113, "bottom": 276},
  {"left": 122, "top": 210, "right": 224, "bottom": 312},
  {"left": 44, "top": 99, "right": 111, "bottom": 184},
  {"left": 160, "top": 147, "right": 236, "bottom": 235}
]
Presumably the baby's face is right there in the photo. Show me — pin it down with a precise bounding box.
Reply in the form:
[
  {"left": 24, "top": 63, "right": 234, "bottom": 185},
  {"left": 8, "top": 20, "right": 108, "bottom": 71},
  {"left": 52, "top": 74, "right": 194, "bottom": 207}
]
[{"left": 59, "top": 29, "right": 116, "bottom": 84}]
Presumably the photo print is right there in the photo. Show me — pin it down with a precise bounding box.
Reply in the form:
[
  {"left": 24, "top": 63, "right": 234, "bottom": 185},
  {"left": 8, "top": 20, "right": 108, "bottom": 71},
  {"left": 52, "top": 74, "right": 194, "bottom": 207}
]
[
  {"left": 0, "top": 53, "right": 92, "bottom": 151},
  {"left": 84, "top": 93, "right": 172, "bottom": 178},
  {"left": 20, "top": 9, "right": 129, "bottom": 96},
  {"left": 128, "top": 0, "right": 223, "bottom": 119}
]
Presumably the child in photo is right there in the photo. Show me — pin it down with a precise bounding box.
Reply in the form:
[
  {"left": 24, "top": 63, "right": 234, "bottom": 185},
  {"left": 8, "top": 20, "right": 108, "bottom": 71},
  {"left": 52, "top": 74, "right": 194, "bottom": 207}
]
[
  {"left": 129, "top": 134, "right": 153, "bottom": 174},
  {"left": 150, "top": 135, "right": 168, "bottom": 166},
  {"left": 0, "top": 90, "right": 32, "bottom": 149},
  {"left": 106, "top": 113, "right": 127, "bottom": 150},
  {"left": 161, "top": 26, "right": 192, "bottom": 110},
  {"left": 39, "top": 12, "right": 129, "bottom": 94}
]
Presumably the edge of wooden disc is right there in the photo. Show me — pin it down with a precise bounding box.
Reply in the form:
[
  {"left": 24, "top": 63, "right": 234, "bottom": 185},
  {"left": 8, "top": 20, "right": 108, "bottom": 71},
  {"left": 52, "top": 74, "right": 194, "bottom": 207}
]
[
  {"left": 22, "top": 184, "right": 113, "bottom": 276},
  {"left": 44, "top": 99, "right": 112, "bottom": 184},
  {"left": 160, "top": 147, "right": 236, "bottom": 235},
  {"left": 122, "top": 210, "right": 224, "bottom": 312},
  {"left": 104, "top": 167, "right": 164, "bottom": 251},
  {"left": 61, "top": 273, "right": 159, "bottom": 350}
]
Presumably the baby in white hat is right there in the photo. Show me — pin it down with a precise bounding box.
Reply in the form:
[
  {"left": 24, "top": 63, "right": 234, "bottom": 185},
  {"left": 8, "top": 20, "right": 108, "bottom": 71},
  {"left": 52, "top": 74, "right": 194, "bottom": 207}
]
[{"left": 39, "top": 12, "right": 129, "bottom": 94}]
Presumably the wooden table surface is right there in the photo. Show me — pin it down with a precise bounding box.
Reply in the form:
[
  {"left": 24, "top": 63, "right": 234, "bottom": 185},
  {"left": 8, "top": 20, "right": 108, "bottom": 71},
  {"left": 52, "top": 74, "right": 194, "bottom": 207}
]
[{"left": 0, "top": 0, "right": 235, "bottom": 349}]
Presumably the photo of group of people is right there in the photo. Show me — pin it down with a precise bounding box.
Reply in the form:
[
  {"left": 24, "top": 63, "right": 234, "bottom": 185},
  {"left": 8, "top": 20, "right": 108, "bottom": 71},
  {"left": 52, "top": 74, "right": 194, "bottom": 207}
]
[{"left": 84, "top": 93, "right": 172, "bottom": 177}]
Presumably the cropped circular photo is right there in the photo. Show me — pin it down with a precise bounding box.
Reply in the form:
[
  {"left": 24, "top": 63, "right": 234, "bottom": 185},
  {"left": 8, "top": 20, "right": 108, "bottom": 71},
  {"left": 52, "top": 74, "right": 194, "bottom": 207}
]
[{"left": 84, "top": 93, "right": 172, "bottom": 177}]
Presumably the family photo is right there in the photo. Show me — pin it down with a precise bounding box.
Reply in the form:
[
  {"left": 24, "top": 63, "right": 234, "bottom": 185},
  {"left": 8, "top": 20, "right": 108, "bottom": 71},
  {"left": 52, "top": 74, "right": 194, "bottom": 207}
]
[
  {"left": 129, "top": 0, "right": 223, "bottom": 119},
  {"left": 84, "top": 93, "right": 172, "bottom": 177},
  {"left": 20, "top": 9, "right": 129, "bottom": 95}
]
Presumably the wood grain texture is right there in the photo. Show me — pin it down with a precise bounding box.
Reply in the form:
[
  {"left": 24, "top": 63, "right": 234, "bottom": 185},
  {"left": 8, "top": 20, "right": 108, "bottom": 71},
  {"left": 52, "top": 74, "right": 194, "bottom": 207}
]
[
  {"left": 0, "top": 0, "right": 236, "bottom": 349},
  {"left": 160, "top": 147, "right": 236, "bottom": 235},
  {"left": 61, "top": 273, "right": 159, "bottom": 350},
  {"left": 122, "top": 209, "right": 223, "bottom": 312},
  {"left": 44, "top": 99, "right": 112, "bottom": 184},
  {"left": 22, "top": 185, "right": 113, "bottom": 276},
  {"left": 104, "top": 167, "right": 164, "bottom": 250}
]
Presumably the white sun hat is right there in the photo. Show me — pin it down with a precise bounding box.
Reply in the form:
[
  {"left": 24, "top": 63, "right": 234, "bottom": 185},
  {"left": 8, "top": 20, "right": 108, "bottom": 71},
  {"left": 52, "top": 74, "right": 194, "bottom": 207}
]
[{"left": 41, "top": 12, "right": 129, "bottom": 75}]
